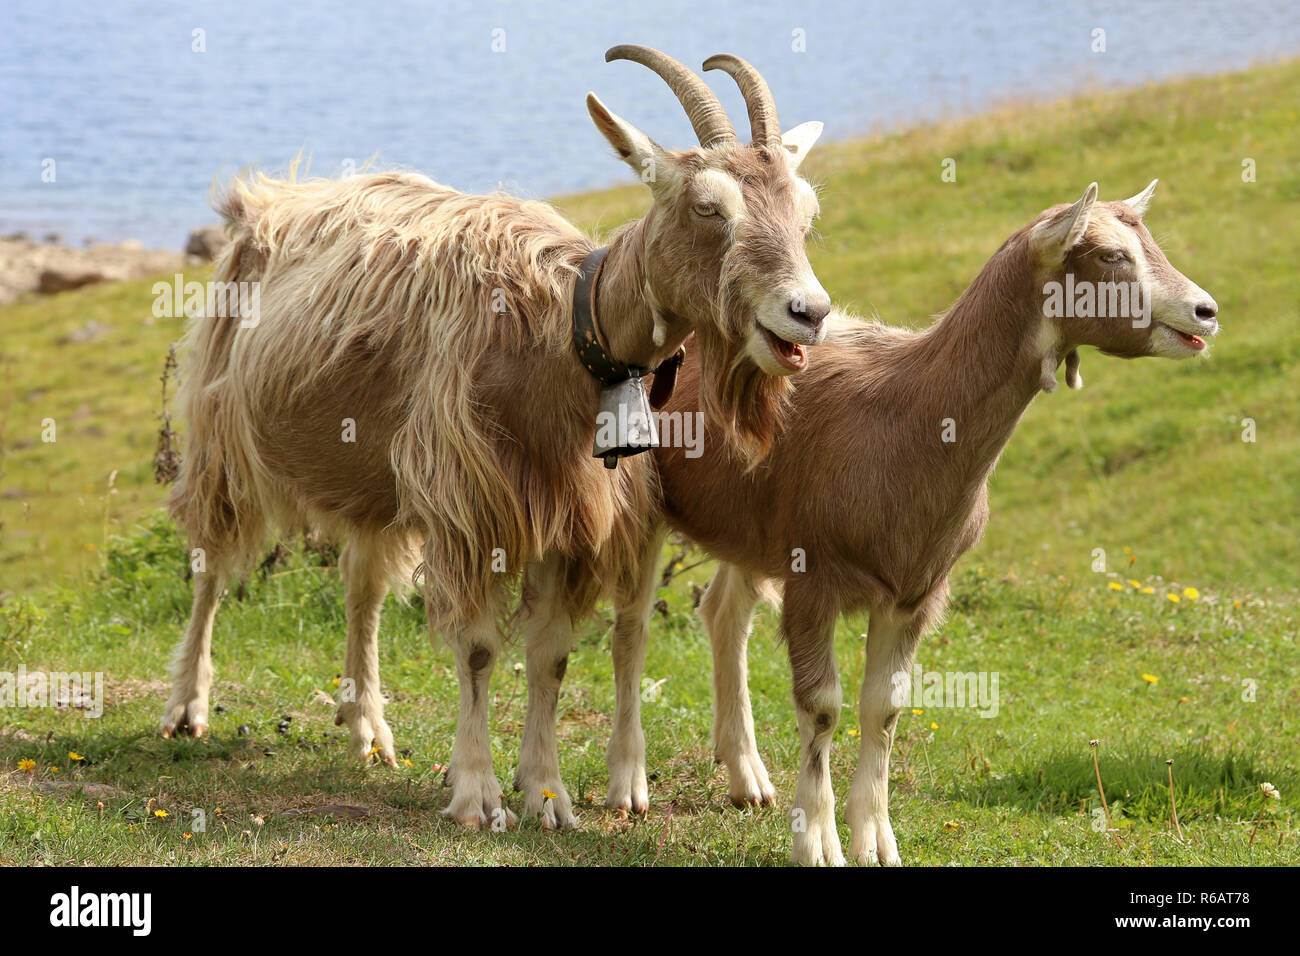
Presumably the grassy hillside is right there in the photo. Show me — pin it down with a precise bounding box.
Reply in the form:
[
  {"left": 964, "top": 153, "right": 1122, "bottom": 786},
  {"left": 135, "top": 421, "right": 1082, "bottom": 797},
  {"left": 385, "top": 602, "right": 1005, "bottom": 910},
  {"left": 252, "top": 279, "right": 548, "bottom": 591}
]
[{"left": 1, "top": 60, "right": 1297, "bottom": 865}]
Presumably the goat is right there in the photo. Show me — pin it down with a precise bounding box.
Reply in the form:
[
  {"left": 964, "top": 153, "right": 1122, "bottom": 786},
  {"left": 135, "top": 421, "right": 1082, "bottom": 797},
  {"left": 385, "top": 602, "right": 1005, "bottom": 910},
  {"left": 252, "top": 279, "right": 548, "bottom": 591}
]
[
  {"left": 605, "top": 182, "right": 1219, "bottom": 862},
  {"left": 161, "top": 46, "right": 831, "bottom": 831}
]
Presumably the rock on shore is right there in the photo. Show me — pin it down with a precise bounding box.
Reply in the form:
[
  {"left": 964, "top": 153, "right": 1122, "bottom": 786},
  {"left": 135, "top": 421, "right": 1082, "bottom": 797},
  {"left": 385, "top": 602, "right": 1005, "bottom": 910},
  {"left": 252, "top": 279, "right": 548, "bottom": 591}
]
[{"left": 0, "top": 224, "right": 230, "bottom": 305}]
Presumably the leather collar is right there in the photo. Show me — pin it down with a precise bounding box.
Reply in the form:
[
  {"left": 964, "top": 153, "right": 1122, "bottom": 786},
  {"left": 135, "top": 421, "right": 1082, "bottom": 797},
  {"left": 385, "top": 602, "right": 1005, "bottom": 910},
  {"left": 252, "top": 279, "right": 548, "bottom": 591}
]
[{"left": 572, "top": 245, "right": 684, "bottom": 409}]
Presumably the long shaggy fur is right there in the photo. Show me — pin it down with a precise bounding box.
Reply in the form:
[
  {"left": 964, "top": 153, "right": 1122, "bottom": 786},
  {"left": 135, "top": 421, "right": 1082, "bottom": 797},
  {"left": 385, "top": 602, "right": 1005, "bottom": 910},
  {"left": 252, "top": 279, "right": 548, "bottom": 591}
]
[{"left": 169, "top": 167, "right": 657, "bottom": 629}]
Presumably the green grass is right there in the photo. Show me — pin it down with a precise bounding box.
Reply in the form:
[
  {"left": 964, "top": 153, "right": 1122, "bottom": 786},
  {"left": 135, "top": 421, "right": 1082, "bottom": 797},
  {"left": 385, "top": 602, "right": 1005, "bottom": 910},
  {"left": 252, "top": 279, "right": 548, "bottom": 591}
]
[{"left": 1, "top": 60, "right": 1298, "bottom": 865}]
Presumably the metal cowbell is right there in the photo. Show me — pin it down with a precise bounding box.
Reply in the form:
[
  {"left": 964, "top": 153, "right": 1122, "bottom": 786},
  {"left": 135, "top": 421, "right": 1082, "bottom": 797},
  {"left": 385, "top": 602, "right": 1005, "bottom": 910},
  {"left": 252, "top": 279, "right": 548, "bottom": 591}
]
[{"left": 592, "top": 376, "right": 659, "bottom": 469}]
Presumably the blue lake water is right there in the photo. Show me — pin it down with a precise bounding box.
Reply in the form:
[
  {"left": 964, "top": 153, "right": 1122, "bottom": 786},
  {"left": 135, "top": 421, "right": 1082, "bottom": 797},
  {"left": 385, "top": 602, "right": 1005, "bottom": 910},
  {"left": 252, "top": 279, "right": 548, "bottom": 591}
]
[{"left": 2, "top": 0, "right": 1297, "bottom": 248}]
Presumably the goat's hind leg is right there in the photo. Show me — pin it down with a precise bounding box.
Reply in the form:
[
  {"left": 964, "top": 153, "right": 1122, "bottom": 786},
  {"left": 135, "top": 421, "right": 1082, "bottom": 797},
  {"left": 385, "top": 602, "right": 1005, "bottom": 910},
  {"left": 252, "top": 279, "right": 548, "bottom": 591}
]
[
  {"left": 335, "top": 532, "right": 415, "bottom": 767},
  {"left": 700, "top": 562, "right": 776, "bottom": 807},
  {"left": 162, "top": 464, "right": 263, "bottom": 739},
  {"left": 161, "top": 563, "right": 226, "bottom": 739}
]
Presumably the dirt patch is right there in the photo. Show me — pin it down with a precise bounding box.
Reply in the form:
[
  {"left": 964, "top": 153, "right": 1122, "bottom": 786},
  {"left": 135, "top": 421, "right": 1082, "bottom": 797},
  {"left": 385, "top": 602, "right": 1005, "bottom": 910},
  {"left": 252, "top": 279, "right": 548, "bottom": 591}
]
[
  {"left": 104, "top": 677, "right": 171, "bottom": 706},
  {"left": 0, "top": 771, "right": 127, "bottom": 801}
]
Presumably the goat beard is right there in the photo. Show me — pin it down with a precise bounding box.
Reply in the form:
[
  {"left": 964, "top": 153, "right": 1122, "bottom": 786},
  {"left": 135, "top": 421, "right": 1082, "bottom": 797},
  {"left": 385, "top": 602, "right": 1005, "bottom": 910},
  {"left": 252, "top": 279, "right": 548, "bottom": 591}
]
[{"left": 693, "top": 270, "right": 793, "bottom": 468}]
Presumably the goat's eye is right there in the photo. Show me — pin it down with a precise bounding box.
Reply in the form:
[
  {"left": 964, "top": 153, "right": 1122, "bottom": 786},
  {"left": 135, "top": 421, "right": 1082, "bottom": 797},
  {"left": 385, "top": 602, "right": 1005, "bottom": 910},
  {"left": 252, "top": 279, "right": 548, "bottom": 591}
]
[
  {"left": 692, "top": 202, "right": 719, "bottom": 218},
  {"left": 1099, "top": 250, "right": 1128, "bottom": 264}
]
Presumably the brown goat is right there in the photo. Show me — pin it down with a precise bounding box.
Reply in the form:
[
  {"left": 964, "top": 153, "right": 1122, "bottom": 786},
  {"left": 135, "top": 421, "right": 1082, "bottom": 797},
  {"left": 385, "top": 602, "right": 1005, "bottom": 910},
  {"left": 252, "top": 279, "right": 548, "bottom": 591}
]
[
  {"left": 161, "top": 47, "right": 830, "bottom": 831},
  {"left": 605, "top": 182, "right": 1219, "bottom": 863}
]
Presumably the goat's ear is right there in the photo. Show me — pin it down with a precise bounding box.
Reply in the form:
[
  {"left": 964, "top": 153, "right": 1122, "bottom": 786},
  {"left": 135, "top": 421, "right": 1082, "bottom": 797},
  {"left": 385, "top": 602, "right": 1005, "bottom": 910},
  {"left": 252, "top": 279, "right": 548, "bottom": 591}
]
[
  {"left": 1123, "top": 178, "right": 1158, "bottom": 216},
  {"left": 1030, "top": 182, "right": 1098, "bottom": 260},
  {"left": 586, "top": 93, "right": 680, "bottom": 200},
  {"left": 780, "top": 121, "right": 823, "bottom": 170}
]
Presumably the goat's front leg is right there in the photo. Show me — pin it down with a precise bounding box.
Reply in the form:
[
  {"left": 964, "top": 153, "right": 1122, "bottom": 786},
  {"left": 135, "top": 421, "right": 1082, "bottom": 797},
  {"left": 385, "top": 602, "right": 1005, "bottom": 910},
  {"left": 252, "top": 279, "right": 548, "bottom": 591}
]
[
  {"left": 784, "top": 586, "right": 844, "bottom": 866},
  {"left": 844, "top": 609, "right": 924, "bottom": 866},
  {"left": 605, "top": 523, "right": 667, "bottom": 815},
  {"left": 513, "top": 554, "right": 579, "bottom": 830},
  {"left": 700, "top": 562, "right": 775, "bottom": 807},
  {"left": 443, "top": 597, "right": 516, "bottom": 830}
]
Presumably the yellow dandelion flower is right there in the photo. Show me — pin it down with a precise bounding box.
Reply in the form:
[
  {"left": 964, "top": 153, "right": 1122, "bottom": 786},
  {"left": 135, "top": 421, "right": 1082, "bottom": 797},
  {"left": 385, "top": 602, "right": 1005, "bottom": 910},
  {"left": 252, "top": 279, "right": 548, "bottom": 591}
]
[
  {"left": 1142, "top": 673, "right": 1159, "bottom": 684},
  {"left": 1128, "top": 580, "right": 1141, "bottom": 588},
  {"left": 847, "top": 728, "right": 860, "bottom": 737},
  {"left": 930, "top": 721, "right": 938, "bottom": 730},
  {"left": 1122, "top": 546, "right": 1132, "bottom": 554},
  {"left": 400, "top": 758, "right": 414, "bottom": 768},
  {"left": 17, "top": 758, "right": 36, "bottom": 772},
  {"left": 49, "top": 767, "right": 59, "bottom": 774},
  {"left": 1178, "top": 696, "right": 1189, "bottom": 703},
  {"left": 911, "top": 708, "right": 923, "bottom": 715},
  {"left": 1107, "top": 581, "right": 1123, "bottom": 591},
  {"left": 68, "top": 752, "right": 84, "bottom": 761},
  {"left": 368, "top": 745, "right": 381, "bottom": 756},
  {"left": 1166, "top": 593, "right": 1181, "bottom": 604},
  {"left": 154, "top": 809, "right": 168, "bottom": 818},
  {"left": 1183, "top": 587, "right": 1199, "bottom": 600},
  {"left": 943, "top": 819, "right": 960, "bottom": 831},
  {"left": 331, "top": 676, "right": 341, "bottom": 687},
  {"left": 214, "top": 808, "right": 222, "bottom": 815},
  {"left": 1233, "top": 600, "right": 1242, "bottom": 608},
  {"left": 541, "top": 789, "right": 558, "bottom": 800},
  {"left": 1141, "top": 586, "right": 1155, "bottom": 594},
  {"left": 182, "top": 833, "right": 192, "bottom": 840}
]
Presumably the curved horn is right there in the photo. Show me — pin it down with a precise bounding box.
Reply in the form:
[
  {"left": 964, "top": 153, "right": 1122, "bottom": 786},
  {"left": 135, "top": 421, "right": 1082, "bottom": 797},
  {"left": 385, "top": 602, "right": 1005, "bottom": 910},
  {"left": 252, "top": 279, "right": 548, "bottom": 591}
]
[
  {"left": 702, "top": 53, "right": 780, "bottom": 146},
  {"left": 605, "top": 44, "right": 737, "bottom": 148}
]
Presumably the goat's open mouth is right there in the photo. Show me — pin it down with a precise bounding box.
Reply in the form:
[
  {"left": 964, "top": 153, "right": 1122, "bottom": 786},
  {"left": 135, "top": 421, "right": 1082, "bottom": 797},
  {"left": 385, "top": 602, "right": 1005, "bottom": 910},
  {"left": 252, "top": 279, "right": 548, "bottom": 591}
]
[
  {"left": 761, "top": 327, "right": 807, "bottom": 371},
  {"left": 1160, "top": 323, "right": 1208, "bottom": 351}
]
